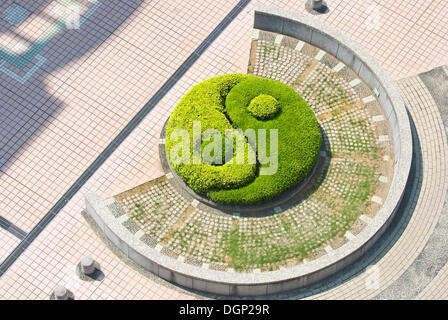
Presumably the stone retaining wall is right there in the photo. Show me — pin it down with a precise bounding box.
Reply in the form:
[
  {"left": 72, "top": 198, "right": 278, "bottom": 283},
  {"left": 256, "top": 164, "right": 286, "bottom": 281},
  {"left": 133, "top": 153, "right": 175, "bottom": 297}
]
[{"left": 84, "top": 4, "right": 412, "bottom": 296}]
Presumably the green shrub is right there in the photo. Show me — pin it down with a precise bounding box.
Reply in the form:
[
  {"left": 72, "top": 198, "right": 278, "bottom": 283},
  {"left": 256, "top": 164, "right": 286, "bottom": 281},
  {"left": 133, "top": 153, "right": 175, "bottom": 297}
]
[
  {"left": 247, "top": 94, "right": 280, "bottom": 120},
  {"left": 165, "top": 74, "right": 322, "bottom": 205}
]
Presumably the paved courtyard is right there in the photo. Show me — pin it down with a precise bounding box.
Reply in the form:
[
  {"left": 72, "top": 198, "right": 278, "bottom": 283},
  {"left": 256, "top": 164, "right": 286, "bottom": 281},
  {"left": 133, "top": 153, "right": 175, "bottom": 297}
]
[{"left": 0, "top": 0, "right": 448, "bottom": 299}]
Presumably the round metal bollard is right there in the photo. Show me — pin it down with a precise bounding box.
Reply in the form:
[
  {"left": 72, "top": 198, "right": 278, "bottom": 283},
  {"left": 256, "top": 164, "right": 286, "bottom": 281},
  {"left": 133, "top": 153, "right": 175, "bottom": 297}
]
[
  {"left": 81, "top": 256, "right": 96, "bottom": 275},
  {"left": 311, "top": 0, "right": 323, "bottom": 10},
  {"left": 54, "top": 285, "right": 68, "bottom": 300}
]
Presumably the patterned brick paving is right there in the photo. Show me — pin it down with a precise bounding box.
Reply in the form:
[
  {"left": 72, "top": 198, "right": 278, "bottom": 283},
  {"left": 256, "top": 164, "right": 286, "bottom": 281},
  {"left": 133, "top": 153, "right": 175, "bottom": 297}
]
[
  {"left": 0, "top": 0, "right": 244, "bottom": 266},
  {"left": 0, "top": 0, "right": 448, "bottom": 299}
]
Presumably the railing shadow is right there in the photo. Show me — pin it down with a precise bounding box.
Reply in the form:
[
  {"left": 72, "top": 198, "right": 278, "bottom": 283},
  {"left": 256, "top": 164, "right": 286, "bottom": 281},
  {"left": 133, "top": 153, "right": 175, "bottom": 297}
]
[{"left": 0, "top": 0, "right": 143, "bottom": 174}]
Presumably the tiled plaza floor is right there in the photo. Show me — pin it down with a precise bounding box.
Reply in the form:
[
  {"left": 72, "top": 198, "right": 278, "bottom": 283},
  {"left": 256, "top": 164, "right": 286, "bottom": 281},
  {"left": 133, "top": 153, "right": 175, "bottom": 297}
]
[{"left": 0, "top": 0, "right": 448, "bottom": 299}]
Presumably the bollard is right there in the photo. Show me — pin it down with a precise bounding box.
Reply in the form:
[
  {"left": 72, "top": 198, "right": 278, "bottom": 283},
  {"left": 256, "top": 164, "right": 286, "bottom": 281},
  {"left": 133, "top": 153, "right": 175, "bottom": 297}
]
[
  {"left": 81, "top": 256, "right": 96, "bottom": 275},
  {"left": 54, "top": 285, "right": 68, "bottom": 300},
  {"left": 311, "top": 0, "right": 323, "bottom": 10}
]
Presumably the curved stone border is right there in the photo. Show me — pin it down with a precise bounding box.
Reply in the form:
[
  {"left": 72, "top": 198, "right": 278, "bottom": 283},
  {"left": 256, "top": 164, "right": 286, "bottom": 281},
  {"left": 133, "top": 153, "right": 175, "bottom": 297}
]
[
  {"left": 85, "top": 5, "right": 412, "bottom": 296},
  {"left": 253, "top": 0, "right": 412, "bottom": 269}
]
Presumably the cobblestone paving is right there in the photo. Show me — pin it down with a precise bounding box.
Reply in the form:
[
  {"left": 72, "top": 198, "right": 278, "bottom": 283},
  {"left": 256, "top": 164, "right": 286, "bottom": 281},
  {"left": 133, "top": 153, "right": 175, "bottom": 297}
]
[{"left": 114, "top": 31, "right": 393, "bottom": 273}]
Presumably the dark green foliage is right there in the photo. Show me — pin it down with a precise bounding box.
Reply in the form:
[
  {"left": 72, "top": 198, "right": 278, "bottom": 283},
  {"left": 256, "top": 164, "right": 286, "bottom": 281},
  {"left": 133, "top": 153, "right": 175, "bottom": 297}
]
[{"left": 166, "top": 74, "right": 322, "bottom": 204}]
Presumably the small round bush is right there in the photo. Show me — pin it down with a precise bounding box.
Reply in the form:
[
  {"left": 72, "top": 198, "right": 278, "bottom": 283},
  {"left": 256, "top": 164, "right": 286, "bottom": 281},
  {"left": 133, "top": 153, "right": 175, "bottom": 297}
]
[
  {"left": 165, "top": 74, "right": 322, "bottom": 205},
  {"left": 248, "top": 94, "right": 280, "bottom": 120}
]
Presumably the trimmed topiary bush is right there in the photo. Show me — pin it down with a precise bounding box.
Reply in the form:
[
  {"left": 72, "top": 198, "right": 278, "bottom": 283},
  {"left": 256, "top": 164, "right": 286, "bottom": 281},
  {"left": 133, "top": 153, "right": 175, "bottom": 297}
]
[
  {"left": 165, "top": 74, "right": 322, "bottom": 205},
  {"left": 248, "top": 94, "right": 281, "bottom": 120}
]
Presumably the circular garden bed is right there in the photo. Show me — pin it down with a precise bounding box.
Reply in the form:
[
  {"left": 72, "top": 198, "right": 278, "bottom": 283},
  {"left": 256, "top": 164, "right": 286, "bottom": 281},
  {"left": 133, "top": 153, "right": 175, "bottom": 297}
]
[
  {"left": 165, "top": 74, "right": 322, "bottom": 205},
  {"left": 95, "top": 9, "right": 412, "bottom": 295}
]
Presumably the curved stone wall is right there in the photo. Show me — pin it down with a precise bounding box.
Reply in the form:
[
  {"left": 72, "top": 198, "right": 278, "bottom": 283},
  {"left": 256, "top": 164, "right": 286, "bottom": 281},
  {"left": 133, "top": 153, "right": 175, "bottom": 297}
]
[{"left": 85, "top": 4, "right": 412, "bottom": 296}]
